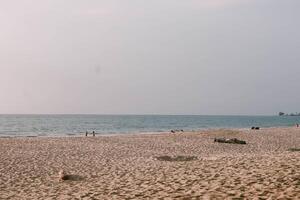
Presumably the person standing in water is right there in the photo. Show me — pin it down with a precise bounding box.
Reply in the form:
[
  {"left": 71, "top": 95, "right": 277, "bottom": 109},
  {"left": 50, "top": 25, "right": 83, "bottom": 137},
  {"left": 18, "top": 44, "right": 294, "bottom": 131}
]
[{"left": 92, "top": 131, "right": 95, "bottom": 137}]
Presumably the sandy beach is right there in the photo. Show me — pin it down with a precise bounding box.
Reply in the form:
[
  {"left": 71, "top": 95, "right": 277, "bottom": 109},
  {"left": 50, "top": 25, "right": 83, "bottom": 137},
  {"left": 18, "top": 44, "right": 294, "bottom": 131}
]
[{"left": 0, "top": 127, "right": 299, "bottom": 199}]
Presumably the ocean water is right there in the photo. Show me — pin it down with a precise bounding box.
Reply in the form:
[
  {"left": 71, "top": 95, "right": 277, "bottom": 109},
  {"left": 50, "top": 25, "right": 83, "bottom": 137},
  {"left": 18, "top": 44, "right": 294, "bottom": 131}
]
[{"left": 0, "top": 115, "right": 299, "bottom": 137}]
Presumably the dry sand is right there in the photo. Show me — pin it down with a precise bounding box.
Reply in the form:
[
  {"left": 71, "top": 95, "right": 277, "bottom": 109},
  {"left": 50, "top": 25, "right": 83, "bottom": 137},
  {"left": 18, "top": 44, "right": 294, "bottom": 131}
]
[{"left": 0, "top": 127, "right": 299, "bottom": 199}]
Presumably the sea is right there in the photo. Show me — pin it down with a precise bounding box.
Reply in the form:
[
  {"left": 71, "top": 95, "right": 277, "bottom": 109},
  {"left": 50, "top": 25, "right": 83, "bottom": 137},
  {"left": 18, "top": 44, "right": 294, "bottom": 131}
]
[{"left": 0, "top": 115, "right": 299, "bottom": 137}]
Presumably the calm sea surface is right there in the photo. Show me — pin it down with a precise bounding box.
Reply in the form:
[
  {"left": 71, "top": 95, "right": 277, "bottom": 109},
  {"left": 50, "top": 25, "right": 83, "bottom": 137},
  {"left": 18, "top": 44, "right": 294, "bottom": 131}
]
[{"left": 0, "top": 115, "right": 299, "bottom": 137}]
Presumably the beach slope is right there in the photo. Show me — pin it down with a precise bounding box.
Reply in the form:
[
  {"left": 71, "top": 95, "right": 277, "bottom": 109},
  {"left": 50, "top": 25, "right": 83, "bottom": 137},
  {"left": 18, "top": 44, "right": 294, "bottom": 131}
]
[{"left": 0, "top": 128, "right": 299, "bottom": 199}]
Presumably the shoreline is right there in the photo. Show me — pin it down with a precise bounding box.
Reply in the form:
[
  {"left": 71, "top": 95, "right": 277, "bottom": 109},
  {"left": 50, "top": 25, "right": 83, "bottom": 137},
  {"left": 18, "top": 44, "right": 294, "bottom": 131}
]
[{"left": 0, "top": 125, "right": 297, "bottom": 138}]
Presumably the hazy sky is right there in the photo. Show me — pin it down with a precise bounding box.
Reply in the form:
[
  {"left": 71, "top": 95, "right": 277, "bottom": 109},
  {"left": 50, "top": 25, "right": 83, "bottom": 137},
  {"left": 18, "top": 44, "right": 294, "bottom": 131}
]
[{"left": 1, "top": 0, "right": 299, "bottom": 115}]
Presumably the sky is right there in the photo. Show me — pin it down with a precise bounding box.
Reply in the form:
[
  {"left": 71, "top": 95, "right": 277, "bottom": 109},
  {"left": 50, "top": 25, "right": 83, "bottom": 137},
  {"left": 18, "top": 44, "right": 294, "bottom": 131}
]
[{"left": 0, "top": 0, "right": 300, "bottom": 115}]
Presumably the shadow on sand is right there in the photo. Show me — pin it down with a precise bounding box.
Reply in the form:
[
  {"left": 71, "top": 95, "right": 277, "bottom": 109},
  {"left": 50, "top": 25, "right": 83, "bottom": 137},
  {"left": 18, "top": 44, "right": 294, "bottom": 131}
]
[{"left": 155, "top": 155, "right": 198, "bottom": 162}]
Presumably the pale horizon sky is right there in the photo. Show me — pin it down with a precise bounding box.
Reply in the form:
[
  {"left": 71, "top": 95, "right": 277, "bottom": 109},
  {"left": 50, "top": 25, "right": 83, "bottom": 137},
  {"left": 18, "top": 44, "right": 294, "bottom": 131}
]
[{"left": 1, "top": 0, "right": 300, "bottom": 115}]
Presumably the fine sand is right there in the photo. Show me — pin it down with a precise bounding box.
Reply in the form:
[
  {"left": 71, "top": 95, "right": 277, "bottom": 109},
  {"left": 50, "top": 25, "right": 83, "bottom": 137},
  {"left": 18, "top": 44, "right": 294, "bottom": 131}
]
[{"left": 0, "top": 127, "right": 299, "bottom": 199}]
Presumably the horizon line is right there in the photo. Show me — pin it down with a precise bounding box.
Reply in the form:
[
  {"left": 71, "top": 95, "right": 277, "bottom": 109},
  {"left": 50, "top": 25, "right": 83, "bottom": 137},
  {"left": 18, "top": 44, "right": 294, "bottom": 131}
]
[{"left": 0, "top": 113, "right": 278, "bottom": 116}]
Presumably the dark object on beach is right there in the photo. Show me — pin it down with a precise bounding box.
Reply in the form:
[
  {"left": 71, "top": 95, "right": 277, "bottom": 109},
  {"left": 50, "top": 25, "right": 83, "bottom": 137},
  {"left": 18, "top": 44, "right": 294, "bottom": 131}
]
[
  {"left": 92, "top": 131, "right": 95, "bottom": 137},
  {"left": 58, "top": 170, "right": 84, "bottom": 182},
  {"left": 296, "top": 124, "right": 299, "bottom": 128},
  {"left": 251, "top": 127, "right": 260, "bottom": 130},
  {"left": 155, "top": 155, "right": 197, "bottom": 162},
  {"left": 171, "top": 129, "right": 184, "bottom": 133},
  {"left": 288, "top": 148, "right": 300, "bottom": 152},
  {"left": 63, "top": 174, "right": 83, "bottom": 181},
  {"left": 85, "top": 131, "right": 88, "bottom": 137},
  {"left": 214, "top": 138, "right": 246, "bottom": 145}
]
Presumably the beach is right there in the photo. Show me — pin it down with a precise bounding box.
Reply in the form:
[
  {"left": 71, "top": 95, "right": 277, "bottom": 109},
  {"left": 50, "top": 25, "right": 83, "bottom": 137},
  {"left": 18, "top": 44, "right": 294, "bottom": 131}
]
[{"left": 0, "top": 127, "right": 299, "bottom": 199}]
